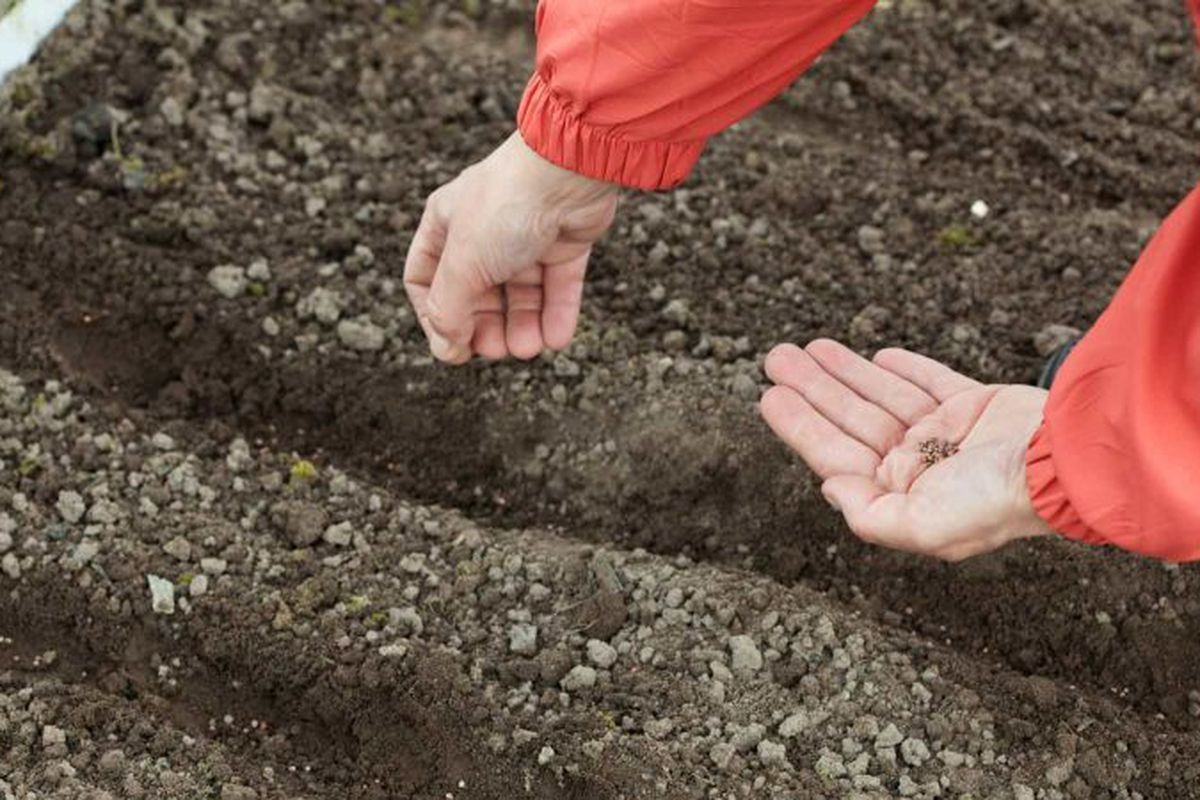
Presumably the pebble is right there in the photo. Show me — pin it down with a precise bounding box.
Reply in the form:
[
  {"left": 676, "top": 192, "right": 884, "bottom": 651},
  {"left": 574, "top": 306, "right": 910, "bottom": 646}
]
[
  {"left": 757, "top": 739, "right": 788, "bottom": 768},
  {"left": 207, "top": 265, "right": 248, "bottom": 299},
  {"left": 900, "top": 737, "right": 931, "bottom": 767},
  {"left": 147, "top": 574, "right": 175, "bottom": 615},
  {"left": 189, "top": 574, "right": 210, "bottom": 597},
  {"left": 586, "top": 639, "right": 618, "bottom": 669},
  {"left": 337, "top": 317, "right": 386, "bottom": 351},
  {"left": 200, "top": 558, "right": 228, "bottom": 575},
  {"left": 709, "top": 742, "right": 737, "bottom": 771},
  {"left": 728, "top": 635, "right": 763, "bottom": 675},
  {"left": 537, "top": 746, "right": 555, "bottom": 766},
  {"left": 1033, "top": 323, "right": 1082, "bottom": 358},
  {"left": 644, "top": 718, "right": 675, "bottom": 740},
  {"left": 730, "top": 723, "right": 765, "bottom": 753},
  {"left": 970, "top": 199, "right": 990, "bottom": 218},
  {"left": 56, "top": 491, "right": 86, "bottom": 524},
  {"left": 278, "top": 501, "right": 328, "bottom": 547},
  {"left": 41, "top": 726, "right": 67, "bottom": 748},
  {"left": 560, "top": 665, "right": 597, "bottom": 691},
  {"left": 875, "top": 722, "right": 904, "bottom": 749},
  {"left": 323, "top": 522, "right": 353, "bottom": 547},
  {"left": 97, "top": 750, "right": 126, "bottom": 775},
  {"left": 857, "top": 225, "right": 886, "bottom": 255},
  {"left": 163, "top": 536, "right": 192, "bottom": 562},
  {"left": 2, "top": 553, "right": 20, "bottom": 579},
  {"left": 509, "top": 623, "right": 538, "bottom": 655},
  {"left": 378, "top": 642, "right": 408, "bottom": 659}
]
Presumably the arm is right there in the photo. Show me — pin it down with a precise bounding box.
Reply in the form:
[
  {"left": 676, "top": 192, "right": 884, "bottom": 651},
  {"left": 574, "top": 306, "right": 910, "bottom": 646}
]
[
  {"left": 1027, "top": 184, "right": 1200, "bottom": 561},
  {"left": 405, "top": 0, "right": 878, "bottom": 363},
  {"left": 518, "top": 0, "right": 878, "bottom": 190}
]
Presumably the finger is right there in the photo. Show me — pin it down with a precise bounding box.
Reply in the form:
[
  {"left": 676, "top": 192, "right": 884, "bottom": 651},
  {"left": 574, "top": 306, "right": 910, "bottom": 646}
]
[
  {"left": 765, "top": 344, "right": 907, "bottom": 455},
  {"left": 424, "top": 232, "right": 489, "bottom": 364},
  {"left": 472, "top": 285, "right": 508, "bottom": 360},
  {"left": 505, "top": 265, "right": 546, "bottom": 360},
  {"left": 403, "top": 198, "right": 448, "bottom": 346},
  {"left": 805, "top": 339, "right": 937, "bottom": 425},
  {"left": 542, "top": 251, "right": 589, "bottom": 350},
  {"left": 873, "top": 348, "right": 981, "bottom": 402},
  {"left": 760, "top": 386, "right": 880, "bottom": 479}
]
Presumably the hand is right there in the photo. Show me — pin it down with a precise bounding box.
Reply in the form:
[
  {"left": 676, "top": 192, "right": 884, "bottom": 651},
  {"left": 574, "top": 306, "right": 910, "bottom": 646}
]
[
  {"left": 760, "top": 339, "right": 1054, "bottom": 561},
  {"left": 404, "top": 133, "right": 620, "bottom": 364}
]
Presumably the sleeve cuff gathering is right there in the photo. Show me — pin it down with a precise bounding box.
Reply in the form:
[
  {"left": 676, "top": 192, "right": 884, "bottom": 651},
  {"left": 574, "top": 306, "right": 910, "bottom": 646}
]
[
  {"left": 517, "top": 73, "right": 707, "bottom": 192},
  {"left": 1025, "top": 424, "right": 1105, "bottom": 545}
]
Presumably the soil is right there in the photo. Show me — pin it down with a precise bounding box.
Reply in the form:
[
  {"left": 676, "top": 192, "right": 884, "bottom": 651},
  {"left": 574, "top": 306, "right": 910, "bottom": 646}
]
[{"left": 1, "top": 0, "right": 1199, "bottom": 797}]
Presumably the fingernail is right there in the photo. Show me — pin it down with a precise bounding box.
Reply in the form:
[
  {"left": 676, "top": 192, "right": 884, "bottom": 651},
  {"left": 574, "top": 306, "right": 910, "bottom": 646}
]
[{"left": 428, "top": 330, "right": 453, "bottom": 360}]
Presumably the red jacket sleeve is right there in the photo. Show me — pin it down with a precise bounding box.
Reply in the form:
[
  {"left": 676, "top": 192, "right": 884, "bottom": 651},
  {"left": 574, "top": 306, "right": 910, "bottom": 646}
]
[
  {"left": 517, "top": 0, "right": 877, "bottom": 190},
  {"left": 1026, "top": 183, "right": 1200, "bottom": 561}
]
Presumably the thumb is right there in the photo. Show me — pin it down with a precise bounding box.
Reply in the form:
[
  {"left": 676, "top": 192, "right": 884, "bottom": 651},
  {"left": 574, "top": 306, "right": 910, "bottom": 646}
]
[
  {"left": 423, "top": 234, "right": 490, "bottom": 364},
  {"left": 822, "top": 475, "right": 907, "bottom": 547}
]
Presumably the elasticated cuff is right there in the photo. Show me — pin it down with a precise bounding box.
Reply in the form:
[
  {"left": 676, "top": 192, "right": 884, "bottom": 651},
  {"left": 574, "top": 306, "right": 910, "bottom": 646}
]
[
  {"left": 517, "top": 73, "right": 706, "bottom": 191},
  {"left": 1025, "top": 424, "right": 1104, "bottom": 545}
]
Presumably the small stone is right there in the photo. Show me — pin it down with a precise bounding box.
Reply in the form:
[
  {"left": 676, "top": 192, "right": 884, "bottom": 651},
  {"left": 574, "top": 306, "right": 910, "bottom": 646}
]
[
  {"left": 207, "top": 265, "right": 248, "bottom": 299},
  {"left": 322, "top": 522, "right": 353, "bottom": 547},
  {"left": 560, "top": 665, "right": 597, "bottom": 691},
  {"left": 247, "top": 258, "right": 272, "bottom": 281},
  {"left": 900, "top": 737, "right": 930, "bottom": 767},
  {"left": 296, "top": 287, "right": 343, "bottom": 325},
  {"left": 509, "top": 623, "right": 539, "bottom": 656},
  {"left": 970, "top": 200, "right": 990, "bottom": 219},
  {"left": 537, "top": 746, "right": 555, "bottom": 766},
  {"left": 730, "top": 723, "right": 765, "bottom": 753},
  {"left": 757, "top": 739, "right": 788, "bottom": 768},
  {"left": 779, "top": 712, "right": 810, "bottom": 739},
  {"left": 875, "top": 723, "right": 904, "bottom": 749},
  {"left": 276, "top": 501, "right": 328, "bottom": 547},
  {"left": 710, "top": 742, "right": 737, "bottom": 771},
  {"left": 200, "top": 558, "right": 228, "bottom": 575},
  {"left": 857, "top": 225, "right": 886, "bottom": 255},
  {"left": 56, "top": 491, "right": 86, "bottom": 524},
  {"left": 586, "top": 639, "right": 618, "bottom": 669},
  {"left": 189, "top": 574, "right": 210, "bottom": 597},
  {"left": 1045, "top": 759, "right": 1073, "bottom": 787},
  {"left": 337, "top": 317, "right": 386, "bottom": 351},
  {"left": 2, "top": 553, "right": 20, "bottom": 579},
  {"left": 644, "top": 718, "right": 675, "bottom": 740},
  {"left": 379, "top": 642, "right": 409, "bottom": 659},
  {"left": 731, "top": 373, "right": 759, "bottom": 401},
  {"left": 220, "top": 785, "right": 258, "bottom": 800},
  {"left": 70, "top": 540, "right": 101, "bottom": 567},
  {"left": 163, "top": 537, "right": 192, "bottom": 562},
  {"left": 1033, "top": 324, "right": 1082, "bottom": 358},
  {"left": 1012, "top": 783, "right": 1035, "bottom": 800},
  {"left": 147, "top": 574, "right": 175, "bottom": 615},
  {"left": 97, "top": 750, "right": 126, "bottom": 775},
  {"left": 728, "top": 635, "right": 763, "bottom": 675},
  {"left": 42, "top": 725, "right": 67, "bottom": 748},
  {"left": 661, "top": 299, "right": 690, "bottom": 326}
]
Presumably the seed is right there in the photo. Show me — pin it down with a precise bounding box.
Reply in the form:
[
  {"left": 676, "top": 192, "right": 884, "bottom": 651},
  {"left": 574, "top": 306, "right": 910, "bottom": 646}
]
[{"left": 918, "top": 438, "right": 958, "bottom": 466}]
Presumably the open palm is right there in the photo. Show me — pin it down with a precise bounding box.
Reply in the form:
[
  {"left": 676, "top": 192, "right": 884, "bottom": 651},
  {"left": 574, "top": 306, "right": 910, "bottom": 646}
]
[{"left": 761, "top": 340, "right": 1053, "bottom": 561}]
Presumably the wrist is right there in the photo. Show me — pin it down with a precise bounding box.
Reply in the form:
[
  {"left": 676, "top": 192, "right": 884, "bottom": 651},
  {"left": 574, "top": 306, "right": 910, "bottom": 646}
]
[{"left": 504, "top": 132, "right": 618, "bottom": 207}]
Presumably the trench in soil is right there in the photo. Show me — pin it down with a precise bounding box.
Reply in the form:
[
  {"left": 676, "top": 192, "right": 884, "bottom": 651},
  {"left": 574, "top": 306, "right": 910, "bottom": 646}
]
[
  {"left": 21, "top": 298, "right": 1200, "bottom": 733},
  {"left": 0, "top": 577, "right": 613, "bottom": 800}
]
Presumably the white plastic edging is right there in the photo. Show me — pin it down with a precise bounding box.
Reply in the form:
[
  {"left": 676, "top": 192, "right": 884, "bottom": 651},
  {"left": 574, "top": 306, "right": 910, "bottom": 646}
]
[{"left": 0, "top": 0, "right": 81, "bottom": 85}]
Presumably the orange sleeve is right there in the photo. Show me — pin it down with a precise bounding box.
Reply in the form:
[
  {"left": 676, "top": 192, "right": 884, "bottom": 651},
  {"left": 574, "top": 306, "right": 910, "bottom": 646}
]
[
  {"left": 1026, "top": 183, "right": 1200, "bottom": 561},
  {"left": 517, "top": 0, "right": 877, "bottom": 190}
]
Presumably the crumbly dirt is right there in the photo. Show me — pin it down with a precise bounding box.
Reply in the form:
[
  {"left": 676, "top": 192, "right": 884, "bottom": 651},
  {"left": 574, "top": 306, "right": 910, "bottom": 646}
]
[{"left": 1, "top": 0, "right": 1199, "bottom": 797}]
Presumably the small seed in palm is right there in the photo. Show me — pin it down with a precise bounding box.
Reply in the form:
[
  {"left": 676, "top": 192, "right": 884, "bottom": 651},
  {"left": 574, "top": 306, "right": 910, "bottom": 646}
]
[{"left": 919, "top": 438, "right": 958, "bottom": 466}]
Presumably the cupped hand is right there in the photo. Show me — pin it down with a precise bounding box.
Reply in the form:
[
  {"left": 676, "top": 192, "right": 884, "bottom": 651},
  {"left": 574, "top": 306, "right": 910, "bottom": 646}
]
[
  {"left": 761, "top": 339, "right": 1054, "bottom": 561},
  {"left": 404, "top": 133, "right": 620, "bottom": 364}
]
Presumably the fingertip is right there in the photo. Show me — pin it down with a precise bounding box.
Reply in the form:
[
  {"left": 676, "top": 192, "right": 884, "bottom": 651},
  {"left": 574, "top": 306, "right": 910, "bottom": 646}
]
[{"left": 763, "top": 343, "right": 804, "bottom": 382}]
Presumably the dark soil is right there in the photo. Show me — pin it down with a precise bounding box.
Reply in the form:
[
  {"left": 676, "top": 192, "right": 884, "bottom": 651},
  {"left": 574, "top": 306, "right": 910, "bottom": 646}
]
[{"left": 2, "top": 0, "right": 1200, "bottom": 796}]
